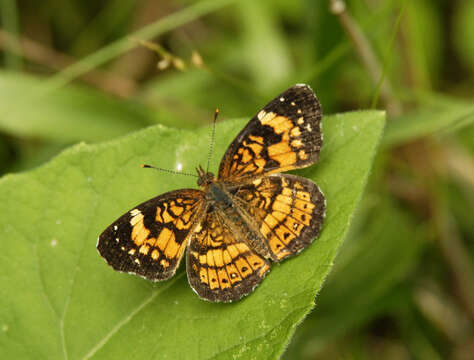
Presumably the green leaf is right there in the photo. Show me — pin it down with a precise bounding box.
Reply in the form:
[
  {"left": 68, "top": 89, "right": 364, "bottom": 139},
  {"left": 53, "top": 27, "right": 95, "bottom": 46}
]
[
  {"left": 0, "top": 71, "right": 153, "bottom": 142},
  {"left": 383, "top": 100, "right": 474, "bottom": 147},
  {"left": 0, "top": 110, "right": 384, "bottom": 359},
  {"left": 283, "top": 196, "right": 424, "bottom": 358},
  {"left": 456, "top": 123, "right": 474, "bottom": 153}
]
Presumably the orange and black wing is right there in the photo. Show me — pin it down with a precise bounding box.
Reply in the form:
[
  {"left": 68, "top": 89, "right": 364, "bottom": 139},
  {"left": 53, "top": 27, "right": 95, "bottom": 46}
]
[
  {"left": 186, "top": 210, "right": 271, "bottom": 302},
  {"left": 233, "top": 173, "right": 325, "bottom": 262},
  {"left": 97, "top": 189, "right": 205, "bottom": 281},
  {"left": 218, "top": 84, "right": 322, "bottom": 182}
]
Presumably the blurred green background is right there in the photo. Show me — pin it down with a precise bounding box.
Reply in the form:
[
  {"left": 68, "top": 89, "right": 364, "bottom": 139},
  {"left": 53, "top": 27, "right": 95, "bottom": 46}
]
[{"left": 1, "top": 0, "right": 473, "bottom": 358}]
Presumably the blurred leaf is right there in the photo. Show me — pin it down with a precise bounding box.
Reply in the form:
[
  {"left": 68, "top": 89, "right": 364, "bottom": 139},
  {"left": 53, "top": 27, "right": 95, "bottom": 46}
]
[
  {"left": 383, "top": 100, "right": 474, "bottom": 147},
  {"left": 237, "top": 0, "right": 293, "bottom": 92},
  {"left": 306, "top": 1, "right": 346, "bottom": 112},
  {"left": 403, "top": 0, "right": 443, "bottom": 89},
  {"left": 6, "top": 141, "right": 69, "bottom": 174},
  {"left": 283, "top": 197, "right": 423, "bottom": 358},
  {"left": 49, "top": 0, "right": 87, "bottom": 44},
  {"left": 0, "top": 110, "right": 384, "bottom": 359},
  {"left": 456, "top": 123, "right": 474, "bottom": 153},
  {"left": 141, "top": 69, "right": 261, "bottom": 128},
  {"left": 43, "top": 0, "right": 239, "bottom": 91},
  {"left": 452, "top": 0, "right": 474, "bottom": 72},
  {"left": 0, "top": 0, "right": 21, "bottom": 70},
  {"left": 442, "top": 181, "right": 474, "bottom": 251},
  {"left": 0, "top": 71, "right": 153, "bottom": 142},
  {"left": 70, "top": 0, "right": 137, "bottom": 56},
  {"left": 397, "top": 303, "right": 444, "bottom": 360}
]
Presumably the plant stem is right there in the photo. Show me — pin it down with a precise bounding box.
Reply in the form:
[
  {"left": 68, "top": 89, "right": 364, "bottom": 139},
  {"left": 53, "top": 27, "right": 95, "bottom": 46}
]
[
  {"left": 329, "top": 0, "right": 402, "bottom": 116},
  {"left": 43, "top": 0, "right": 237, "bottom": 93},
  {"left": 0, "top": 30, "right": 136, "bottom": 97}
]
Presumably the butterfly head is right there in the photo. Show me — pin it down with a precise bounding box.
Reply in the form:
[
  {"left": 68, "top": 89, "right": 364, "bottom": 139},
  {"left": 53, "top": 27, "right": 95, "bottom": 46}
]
[{"left": 196, "top": 165, "right": 215, "bottom": 187}]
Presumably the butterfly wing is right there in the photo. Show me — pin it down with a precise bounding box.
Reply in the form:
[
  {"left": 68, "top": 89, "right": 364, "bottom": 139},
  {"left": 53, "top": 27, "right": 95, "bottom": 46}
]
[
  {"left": 233, "top": 173, "right": 326, "bottom": 262},
  {"left": 97, "top": 189, "right": 205, "bottom": 281},
  {"left": 218, "top": 84, "right": 322, "bottom": 182},
  {"left": 186, "top": 209, "right": 271, "bottom": 302}
]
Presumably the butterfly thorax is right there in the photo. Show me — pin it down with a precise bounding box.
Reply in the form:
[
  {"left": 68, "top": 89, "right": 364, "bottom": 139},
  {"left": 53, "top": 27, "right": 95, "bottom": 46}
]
[{"left": 196, "top": 165, "right": 232, "bottom": 208}]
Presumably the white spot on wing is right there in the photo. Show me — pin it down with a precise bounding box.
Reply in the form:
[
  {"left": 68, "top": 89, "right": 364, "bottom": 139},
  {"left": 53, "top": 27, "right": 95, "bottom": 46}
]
[
  {"left": 279, "top": 97, "right": 285, "bottom": 102},
  {"left": 257, "top": 110, "right": 266, "bottom": 120},
  {"left": 130, "top": 209, "right": 141, "bottom": 216},
  {"left": 113, "top": 225, "right": 118, "bottom": 231}
]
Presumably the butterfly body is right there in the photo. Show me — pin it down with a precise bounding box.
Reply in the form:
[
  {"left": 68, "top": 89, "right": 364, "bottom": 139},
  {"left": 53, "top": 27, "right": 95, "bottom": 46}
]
[{"left": 97, "top": 84, "right": 326, "bottom": 302}]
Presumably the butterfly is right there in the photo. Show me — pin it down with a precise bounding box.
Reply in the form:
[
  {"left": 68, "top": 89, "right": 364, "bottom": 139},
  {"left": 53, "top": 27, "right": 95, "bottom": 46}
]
[{"left": 97, "top": 84, "right": 326, "bottom": 302}]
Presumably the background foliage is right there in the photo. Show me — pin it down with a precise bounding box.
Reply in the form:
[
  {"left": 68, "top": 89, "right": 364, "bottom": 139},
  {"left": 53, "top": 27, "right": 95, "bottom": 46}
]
[{"left": 0, "top": 0, "right": 473, "bottom": 359}]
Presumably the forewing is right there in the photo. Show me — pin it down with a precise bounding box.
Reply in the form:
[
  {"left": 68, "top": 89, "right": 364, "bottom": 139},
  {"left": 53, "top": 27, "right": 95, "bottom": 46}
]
[
  {"left": 218, "top": 84, "right": 322, "bottom": 182},
  {"left": 234, "top": 174, "right": 325, "bottom": 262},
  {"left": 187, "top": 210, "right": 271, "bottom": 302},
  {"left": 97, "top": 189, "right": 205, "bottom": 281}
]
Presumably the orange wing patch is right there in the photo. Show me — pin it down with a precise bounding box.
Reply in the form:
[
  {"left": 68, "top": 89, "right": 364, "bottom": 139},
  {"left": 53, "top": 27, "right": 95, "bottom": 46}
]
[
  {"left": 218, "top": 84, "right": 322, "bottom": 182},
  {"left": 234, "top": 173, "right": 325, "bottom": 262},
  {"left": 186, "top": 210, "right": 270, "bottom": 302},
  {"left": 97, "top": 189, "right": 205, "bottom": 281}
]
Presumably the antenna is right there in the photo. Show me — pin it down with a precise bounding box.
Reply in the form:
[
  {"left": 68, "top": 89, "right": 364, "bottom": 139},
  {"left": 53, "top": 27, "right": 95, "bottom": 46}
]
[
  {"left": 141, "top": 164, "right": 198, "bottom": 178},
  {"left": 206, "top": 109, "right": 219, "bottom": 173}
]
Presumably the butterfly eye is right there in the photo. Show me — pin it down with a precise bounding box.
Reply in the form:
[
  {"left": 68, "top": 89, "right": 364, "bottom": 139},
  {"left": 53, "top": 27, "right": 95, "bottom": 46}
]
[{"left": 197, "top": 171, "right": 215, "bottom": 187}]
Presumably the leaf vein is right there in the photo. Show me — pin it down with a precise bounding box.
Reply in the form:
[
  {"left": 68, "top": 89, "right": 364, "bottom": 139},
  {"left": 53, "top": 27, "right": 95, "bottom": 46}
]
[{"left": 82, "top": 273, "right": 184, "bottom": 360}]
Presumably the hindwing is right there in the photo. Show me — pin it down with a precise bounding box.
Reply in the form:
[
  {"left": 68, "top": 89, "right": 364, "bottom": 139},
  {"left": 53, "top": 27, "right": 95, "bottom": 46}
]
[
  {"left": 187, "top": 209, "right": 271, "bottom": 302},
  {"left": 233, "top": 173, "right": 326, "bottom": 261}
]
